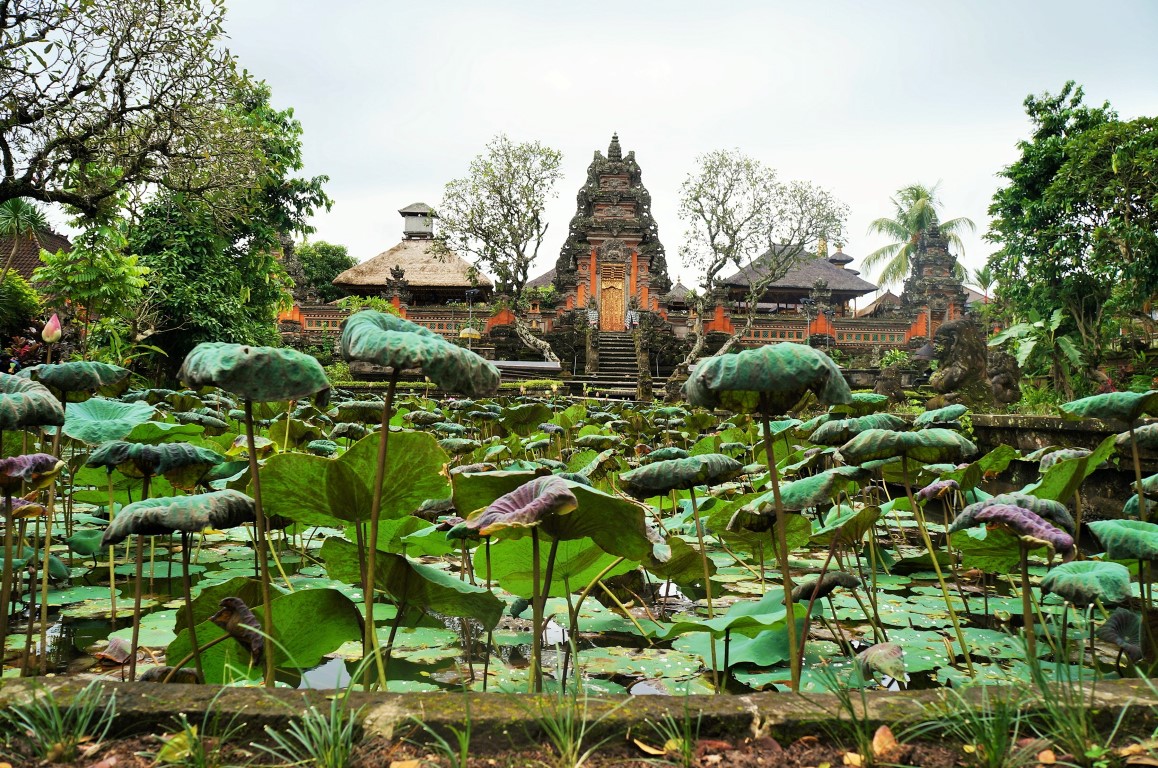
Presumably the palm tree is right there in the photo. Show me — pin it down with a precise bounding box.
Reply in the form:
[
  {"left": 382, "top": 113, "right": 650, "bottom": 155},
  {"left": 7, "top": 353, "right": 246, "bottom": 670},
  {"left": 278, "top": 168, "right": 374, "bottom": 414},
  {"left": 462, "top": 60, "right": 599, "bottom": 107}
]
[
  {"left": 0, "top": 198, "right": 51, "bottom": 285},
  {"left": 970, "top": 264, "right": 996, "bottom": 302},
  {"left": 862, "top": 183, "right": 975, "bottom": 288}
]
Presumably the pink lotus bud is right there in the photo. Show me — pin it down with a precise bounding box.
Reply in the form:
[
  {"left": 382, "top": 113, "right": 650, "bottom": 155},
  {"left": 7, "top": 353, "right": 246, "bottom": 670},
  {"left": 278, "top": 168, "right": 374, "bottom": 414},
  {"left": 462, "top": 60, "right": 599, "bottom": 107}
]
[{"left": 42, "top": 313, "right": 61, "bottom": 344}]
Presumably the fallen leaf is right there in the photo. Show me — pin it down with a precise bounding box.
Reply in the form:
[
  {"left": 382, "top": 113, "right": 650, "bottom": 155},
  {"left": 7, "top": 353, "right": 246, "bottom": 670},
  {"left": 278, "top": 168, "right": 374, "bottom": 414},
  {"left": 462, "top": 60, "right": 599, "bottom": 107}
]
[
  {"left": 390, "top": 761, "right": 423, "bottom": 768},
  {"left": 843, "top": 752, "right": 864, "bottom": 767},
  {"left": 1126, "top": 758, "right": 1158, "bottom": 767},
  {"left": 632, "top": 738, "right": 666, "bottom": 756},
  {"left": 86, "top": 760, "right": 116, "bottom": 768},
  {"left": 1038, "top": 749, "right": 1057, "bottom": 764},
  {"left": 872, "top": 725, "right": 899, "bottom": 759},
  {"left": 697, "top": 739, "right": 734, "bottom": 756},
  {"left": 963, "top": 744, "right": 977, "bottom": 754}
]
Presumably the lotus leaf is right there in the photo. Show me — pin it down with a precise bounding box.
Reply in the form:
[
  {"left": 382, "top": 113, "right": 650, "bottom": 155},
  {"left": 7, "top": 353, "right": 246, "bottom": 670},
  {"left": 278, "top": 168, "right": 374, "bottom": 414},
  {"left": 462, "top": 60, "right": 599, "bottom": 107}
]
[
  {"left": 574, "top": 434, "right": 617, "bottom": 450},
  {"left": 791, "top": 572, "right": 860, "bottom": 602},
  {"left": 809, "top": 413, "right": 907, "bottom": 445},
  {"left": 500, "top": 403, "right": 552, "bottom": 436},
  {"left": 1087, "top": 519, "right": 1158, "bottom": 561},
  {"left": 482, "top": 537, "right": 636, "bottom": 599},
  {"left": 576, "top": 448, "right": 618, "bottom": 480},
  {"left": 9, "top": 497, "right": 47, "bottom": 518},
  {"left": 948, "top": 503, "right": 1074, "bottom": 557},
  {"left": 405, "top": 410, "right": 445, "bottom": 426},
  {"left": 87, "top": 441, "right": 224, "bottom": 485},
  {"left": 830, "top": 392, "right": 890, "bottom": 416},
  {"left": 209, "top": 596, "right": 264, "bottom": 663},
  {"left": 1040, "top": 448, "right": 1093, "bottom": 471},
  {"left": 809, "top": 505, "right": 882, "bottom": 546},
  {"left": 452, "top": 468, "right": 550, "bottom": 517},
  {"left": 1122, "top": 423, "right": 1158, "bottom": 451},
  {"left": 172, "top": 411, "right": 229, "bottom": 434},
  {"left": 432, "top": 421, "right": 468, "bottom": 436},
  {"left": 1097, "top": 608, "right": 1143, "bottom": 662},
  {"left": 657, "top": 588, "right": 798, "bottom": 640},
  {"left": 916, "top": 479, "right": 959, "bottom": 502},
  {"left": 1060, "top": 390, "right": 1158, "bottom": 424},
  {"left": 330, "top": 422, "right": 371, "bottom": 441},
  {"left": 838, "top": 428, "right": 977, "bottom": 465},
  {"left": 642, "top": 446, "right": 690, "bottom": 463},
  {"left": 0, "top": 373, "right": 64, "bottom": 429},
  {"left": 328, "top": 400, "right": 384, "bottom": 423},
  {"left": 913, "top": 404, "right": 968, "bottom": 428},
  {"left": 59, "top": 397, "right": 156, "bottom": 445},
  {"left": 305, "top": 439, "right": 339, "bottom": 456},
  {"left": 439, "top": 437, "right": 480, "bottom": 455},
  {"left": 856, "top": 642, "right": 906, "bottom": 681},
  {"left": 465, "top": 476, "right": 577, "bottom": 537},
  {"left": 21, "top": 361, "right": 130, "bottom": 398},
  {"left": 178, "top": 342, "right": 330, "bottom": 404},
  {"left": 339, "top": 311, "right": 499, "bottom": 396},
  {"left": 738, "top": 466, "right": 867, "bottom": 515},
  {"left": 100, "top": 490, "right": 256, "bottom": 545},
  {"left": 685, "top": 342, "right": 852, "bottom": 414},
  {"left": 619, "top": 454, "right": 742, "bottom": 498},
  {"left": 1040, "top": 561, "right": 1132, "bottom": 605},
  {"left": 0, "top": 453, "right": 64, "bottom": 491}
]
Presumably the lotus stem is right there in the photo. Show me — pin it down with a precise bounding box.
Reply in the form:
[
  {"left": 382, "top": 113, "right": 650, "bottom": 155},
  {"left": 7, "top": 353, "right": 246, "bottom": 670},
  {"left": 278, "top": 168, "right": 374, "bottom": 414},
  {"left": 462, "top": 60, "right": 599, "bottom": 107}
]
[
  {"left": 902, "top": 456, "right": 975, "bottom": 677},
  {"left": 381, "top": 600, "right": 406, "bottom": 691},
  {"left": 721, "top": 628, "right": 731, "bottom": 693},
  {"left": 1019, "top": 543, "right": 1036, "bottom": 660},
  {"left": 128, "top": 471, "right": 151, "bottom": 682},
  {"left": 107, "top": 472, "right": 116, "bottom": 626},
  {"left": 23, "top": 514, "right": 40, "bottom": 674},
  {"left": 687, "top": 488, "right": 719, "bottom": 692},
  {"left": 36, "top": 490, "right": 54, "bottom": 676},
  {"left": 163, "top": 632, "right": 231, "bottom": 684},
  {"left": 1129, "top": 424, "right": 1156, "bottom": 659},
  {"left": 1072, "top": 492, "right": 1085, "bottom": 559},
  {"left": 180, "top": 532, "right": 203, "bottom": 681},
  {"left": 363, "top": 373, "right": 398, "bottom": 689},
  {"left": 758, "top": 401, "right": 800, "bottom": 692},
  {"left": 795, "top": 540, "right": 839, "bottom": 675},
  {"left": 244, "top": 399, "right": 276, "bottom": 689},
  {"left": 0, "top": 491, "right": 15, "bottom": 659},
  {"left": 530, "top": 527, "right": 543, "bottom": 692}
]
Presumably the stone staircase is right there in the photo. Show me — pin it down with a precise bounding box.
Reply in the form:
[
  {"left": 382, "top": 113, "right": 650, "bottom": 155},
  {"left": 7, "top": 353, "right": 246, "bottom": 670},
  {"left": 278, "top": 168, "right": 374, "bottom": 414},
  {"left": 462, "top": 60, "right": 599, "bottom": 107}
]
[{"left": 568, "top": 331, "right": 649, "bottom": 398}]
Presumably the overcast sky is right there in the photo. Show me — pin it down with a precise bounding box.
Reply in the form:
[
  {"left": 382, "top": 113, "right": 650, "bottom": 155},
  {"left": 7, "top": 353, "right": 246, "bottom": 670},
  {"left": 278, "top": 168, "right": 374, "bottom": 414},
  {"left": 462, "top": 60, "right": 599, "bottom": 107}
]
[{"left": 221, "top": 1, "right": 1158, "bottom": 292}]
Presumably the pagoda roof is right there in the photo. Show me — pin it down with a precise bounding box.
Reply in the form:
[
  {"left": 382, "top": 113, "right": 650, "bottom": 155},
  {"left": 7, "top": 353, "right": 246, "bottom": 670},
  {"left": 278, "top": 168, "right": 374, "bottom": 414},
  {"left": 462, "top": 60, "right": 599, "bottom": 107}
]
[
  {"left": 828, "top": 248, "right": 854, "bottom": 266},
  {"left": 332, "top": 239, "right": 492, "bottom": 291},
  {"left": 663, "top": 281, "right": 693, "bottom": 303},
  {"left": 527, "top": 267, "right": 556, "bottom": 289},
  {"left": 855, "top": 291, "right": 902, "bottom": 317},
  {"left": 1, "top": 230, "right": 72, "bottom": 282},
  {"left": 398, "top": 202, "right": 436, "bottom": 216},
  {"left": 722, "top": 251, "right": 877, "bottom": 295}
]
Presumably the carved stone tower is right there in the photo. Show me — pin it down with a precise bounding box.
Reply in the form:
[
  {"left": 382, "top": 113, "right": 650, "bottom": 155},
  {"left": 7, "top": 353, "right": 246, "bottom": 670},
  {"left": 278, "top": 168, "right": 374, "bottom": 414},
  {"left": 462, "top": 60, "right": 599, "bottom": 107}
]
[
  {"left": 900, "top": 224, "right": 969, "bottom": 340},
  {"left": 554, "top": 134, "right": 671, "bottom": 330}
]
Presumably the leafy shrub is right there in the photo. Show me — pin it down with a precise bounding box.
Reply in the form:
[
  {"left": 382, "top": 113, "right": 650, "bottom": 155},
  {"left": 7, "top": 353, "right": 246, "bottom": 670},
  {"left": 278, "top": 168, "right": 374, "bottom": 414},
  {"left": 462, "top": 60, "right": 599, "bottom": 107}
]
[{"left": 882, "top": 349, "right": 911, "bottom": 368}]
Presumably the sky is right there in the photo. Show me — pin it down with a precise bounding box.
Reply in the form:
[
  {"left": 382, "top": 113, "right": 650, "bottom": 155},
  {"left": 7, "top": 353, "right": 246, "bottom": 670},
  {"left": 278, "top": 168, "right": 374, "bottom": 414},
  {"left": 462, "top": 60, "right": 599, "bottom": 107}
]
[{"left": 218, "top": 1, "right": 1158, "bottom": 294}]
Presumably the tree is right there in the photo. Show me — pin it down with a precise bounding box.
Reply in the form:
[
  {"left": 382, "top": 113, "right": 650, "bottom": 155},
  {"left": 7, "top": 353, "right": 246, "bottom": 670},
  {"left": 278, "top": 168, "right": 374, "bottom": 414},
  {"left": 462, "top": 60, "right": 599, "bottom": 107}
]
[
  {"left": 970, "top": 265, "right": 996, "bottom": 302},
  {"left": 436, "top": 134, "right": 563, "bottom": 361},
  {"left": 985, "top": 82, "right": 1157, "bottom": 370},
  {"left": 0, "top": 198, "right": 51, "bottom": 283},
  {"left": 0, "top": 0, "right": 270, "bottom": 220},
  {"left": 989, "top": 309, "right": 1084, "bottom": 400},
  {"left": 294, "top": 241, "right": 355, "bottom": 303},
  {"left": 863, "top": 183, "right": 975, "bottom": 287},
  {"left": 128, "top": 82, "right": 331, "bottom": 374},
  {"left": 678, "top": 149, "right": 848, "bottom": 364}
]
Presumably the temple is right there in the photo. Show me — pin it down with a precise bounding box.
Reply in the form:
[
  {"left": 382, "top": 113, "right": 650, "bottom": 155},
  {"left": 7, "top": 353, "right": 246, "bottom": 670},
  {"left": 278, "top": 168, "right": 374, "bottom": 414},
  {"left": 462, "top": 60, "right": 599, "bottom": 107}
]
[{"left": 550, "top": 133, "right": 671, "bottom": 329}]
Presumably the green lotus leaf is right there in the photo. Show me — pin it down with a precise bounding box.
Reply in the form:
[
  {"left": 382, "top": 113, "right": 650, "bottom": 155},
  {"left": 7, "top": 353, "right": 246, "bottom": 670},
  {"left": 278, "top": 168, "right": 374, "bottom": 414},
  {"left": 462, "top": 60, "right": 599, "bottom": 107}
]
[
  {"left": 537, "top": 482, "right": 669, "bottom": 564},
  {"left": 574, "top": 434, "right": 617, "bottom": 450},
  {"left": 481, "top": 536, "right": 637, "bottom": 599},
  {"left": 330, "top": 422, "right": 371, "bottom": 441},
  {"left": 65, "top": 529, "right": 105, "bottom": 557},
  {"left": 322, "top": 537, "right": 502, "bottom": 629},
  {"left": 404, "top": 410, "right": 445, "bottom": 426},
  {"left": 0, "top": 373, "right": 64, "bottom": 430},
  {"left": 1059, "top": 390, "right": 1158, "bottom": 424},
  {"left": 838, "top": 428, "right": 977, "bottom": 465},
  {"left": 809, "top": 413, "right": 907, "bottom": 446},
  {"left": 1040, "top": 561, "right": 1132, "bottom": 606},
  {"left": 328, "top": 400, "right": 385, "bottom": 424},
  {"left": 267, "top": 417, "right": 324, "bottom": 449},
  {"left": 464, "top": 476, "right": 577, "bottom": 537},
  {"left": 61, "top": 397, "right": 156, "bottom": 445},
  {"left": 432, "top": 421, "right": 468, "bottom": 436},
  {"left": 738, "top": 466, "right": 868, "bottom": 514},
  {"left": 829, "top": 392, "right": 890, "bottom": 417},
  {"left": 685, "top": 342, "right": 852, "bottom": 414},
  {"left": 21, "top": 361, "right": 131, "bottom": 399},
  {"left": 1088, "top": 519, "right": 1158, "bottom": 561},
  {"left": 657, "top": 588, "right": 797, "bottom": 640},
  {"left": 575, "top": 449, "right": 618, "bottom": 481},
  {"left": 87, "top": 441, "right": 224, "bottom": 489},
  {"left": 1022, "top": 435, "right": 1117, "bottom": 502},
  {"left": 810, "top": 504, "right": 882, "bottom": 546},
  {"left": 856, "top": 642, "right": 905, "bottom": 681},
  {"left": 501, "top": 402, "right": 553, "bottom": 436},
  {"left": 1040, "top": 448, "right": 1093, "bottom": 471},
  {"left": 619, "top": 454, "right": 742, "bottom": 498},
  {"left": 439, "top": 437, "right": 480, "bottom": 455},
  {"left": 339, "top": 310, "right": 499, "bottom": 397},
  {"left": 913, "top": 403, "right": 968, "bottom": 428},
  {"left": 1121, "top": 423, "right": 1158, "bottom": 452},
  {"left": 306, "top": 439, "right": 339, "bottom": 456},
  {"left": 259, "top": 431, "right": 449, "bottom": 526},
  {"left": 172, "top": 410, "right": 229, "bottom": 434},
  {"left": 178, "top": 342, "right": 331, "bottom": 404},
  {"left": 100, "top": 490, "right": 256, "bottom": 545}
]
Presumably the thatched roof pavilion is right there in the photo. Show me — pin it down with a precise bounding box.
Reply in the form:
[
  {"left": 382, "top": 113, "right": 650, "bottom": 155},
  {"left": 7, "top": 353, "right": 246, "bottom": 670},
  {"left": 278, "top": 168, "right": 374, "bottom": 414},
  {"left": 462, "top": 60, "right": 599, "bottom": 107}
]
[{"left": 332, "top": 203, "right": 493, "bottom": 305}]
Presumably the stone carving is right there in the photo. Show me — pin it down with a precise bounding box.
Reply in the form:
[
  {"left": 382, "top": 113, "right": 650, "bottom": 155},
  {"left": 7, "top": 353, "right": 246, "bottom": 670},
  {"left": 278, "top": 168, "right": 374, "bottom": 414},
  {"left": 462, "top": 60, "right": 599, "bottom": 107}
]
[
  {"left": 874, "top": 364, "right": 906, "bottom": 403},
  {"left": 927, "top": 319, "right": 992, "bottom": 409},
  {"left": 870, "top": 345, "right": 882, "bottom": 367},
  {"left": 988, "top": 349, "right": 1022, "bottom": 405},
  {"left": 597, "top": 239, "right": 629, "bottom": 263}
]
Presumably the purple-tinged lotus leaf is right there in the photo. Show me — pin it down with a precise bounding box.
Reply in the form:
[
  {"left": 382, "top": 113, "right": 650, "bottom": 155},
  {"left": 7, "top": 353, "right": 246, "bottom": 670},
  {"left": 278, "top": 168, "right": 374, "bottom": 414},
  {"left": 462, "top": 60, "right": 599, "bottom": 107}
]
[
  {"left": 791, "top": 572, "right": 861, "bottom": 603},
  {"left": 963, "top": 504, "right": 1075, "bottom": 558},
  {"left": 101, "top": 490, "right": 256, "bottom": 545},
  {"left": 9, "top": 498, "right": 48, "bottom": 518},
  {"left": 465, "top": 476, "right": 577, "bottom": 537},
  {"left": 0, "top": 453, "right": 65, "bottom": 492},
  {"left": 916, "top": 479, "right": 960, "bottom": 503},
  {"left": 953, "top": 493, "right": 1075, "bottom": 535},
  {"left": 209, "top": 596, "right": 264, "bottom": 664},
  {"left": 179, "top": 342, "right": 331, "bottom": 405},
  {"left": 0, "top": 372, "right": 64, "bottom": 429},
  {"left": 1097, "top": 608, "right": 1143, "bottom": 662},
  {"left": 1040, "top": 447, "right": 1094, "bottom": 472}
]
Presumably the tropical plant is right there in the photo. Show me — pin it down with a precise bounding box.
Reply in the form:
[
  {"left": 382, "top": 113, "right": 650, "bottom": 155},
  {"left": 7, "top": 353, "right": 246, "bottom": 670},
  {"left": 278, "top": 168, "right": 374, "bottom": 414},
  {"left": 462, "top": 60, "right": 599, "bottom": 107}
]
[
  {"left": 0, "top": 198, "right": 50, "bottom": 285},
  {"left": 989, "top": 309, "right": 1084, "bottom": 400},
  {"left": 970, "top": 264, "right": 996, "bottom": 302},
  {"left": 522, "top": 687, "right": 625, "bottom": 768},
  {"left": 0, "top": 679, "right": 116, "bottom": 764},
  {"left": 257, "top": 693, "right": 362, "bottom": 768},
  {"left": 863, "top": 182, "right": 975, "bottom": 287}
]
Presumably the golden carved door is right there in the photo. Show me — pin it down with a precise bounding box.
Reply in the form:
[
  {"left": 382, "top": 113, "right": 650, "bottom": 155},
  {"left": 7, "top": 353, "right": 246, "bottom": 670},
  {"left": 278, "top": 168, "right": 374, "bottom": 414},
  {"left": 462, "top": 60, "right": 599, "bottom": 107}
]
[{"left": 600, "top": 264, "right": 625, "bottom": 331}]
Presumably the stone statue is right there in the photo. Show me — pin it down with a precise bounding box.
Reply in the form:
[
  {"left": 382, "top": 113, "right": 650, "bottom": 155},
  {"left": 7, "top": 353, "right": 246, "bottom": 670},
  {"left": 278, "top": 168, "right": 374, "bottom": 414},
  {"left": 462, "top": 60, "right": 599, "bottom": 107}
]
[
  {"left": 926, "top": 319, "right": 993, "bottom": 409},
  {"left": 987, "top": 349, "right": 1022, "bottom": 405},
  {"left": 869, "top": 345, "right": 882, "bottom": 367},
  {"left": 874, "top": 364, "right": 906, "bottom": 403}
]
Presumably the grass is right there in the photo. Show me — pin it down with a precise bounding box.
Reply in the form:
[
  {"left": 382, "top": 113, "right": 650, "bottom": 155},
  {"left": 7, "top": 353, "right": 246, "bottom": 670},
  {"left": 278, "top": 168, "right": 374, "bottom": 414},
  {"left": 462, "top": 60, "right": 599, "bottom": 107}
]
[
  {"left": 903, "top": 685, "right": 1035, "bottom": 768},
  {"left": 520, "top": 686, "right": 626, "bottom": 768},
  {"left": 811, "top": 663, "right": 880, "bottom": 766},
  {"left": 408, "top": 687, "right": 472, "bottom": 768},
  {"left": 255, "top": 692, "right": 362, "bottom": 768},
  {"left": 639, "top": 693, "right": 701, "bottom": 768},
  {"left": 0, "top": 679, "right": 117, "bottom": 763}
]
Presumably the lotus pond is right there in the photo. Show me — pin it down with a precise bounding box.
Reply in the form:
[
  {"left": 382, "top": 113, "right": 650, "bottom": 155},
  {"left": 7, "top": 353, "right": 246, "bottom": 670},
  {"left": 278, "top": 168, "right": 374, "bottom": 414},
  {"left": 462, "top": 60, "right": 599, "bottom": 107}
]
[{"left": 2, "top": 331, "right": 1157, "bottom": 700}]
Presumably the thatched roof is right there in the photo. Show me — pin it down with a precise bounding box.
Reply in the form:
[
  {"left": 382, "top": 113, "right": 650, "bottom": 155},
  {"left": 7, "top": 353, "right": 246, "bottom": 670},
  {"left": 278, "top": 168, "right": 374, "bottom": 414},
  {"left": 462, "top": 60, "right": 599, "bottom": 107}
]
[
  {"left": 332, "top": 240, "right": 492, "bottom": 290},
  {"left": 1, "top": 230, "right": 72, "bottom": 282},
  {"left": 527, "top": 267, "right": 555, "bottom": 289},
  {"left": 856, "top": 291, "right": 901, "bottom": 317},
  {"left": 723, "top": 252, "right": 877, "bottom": 295}
]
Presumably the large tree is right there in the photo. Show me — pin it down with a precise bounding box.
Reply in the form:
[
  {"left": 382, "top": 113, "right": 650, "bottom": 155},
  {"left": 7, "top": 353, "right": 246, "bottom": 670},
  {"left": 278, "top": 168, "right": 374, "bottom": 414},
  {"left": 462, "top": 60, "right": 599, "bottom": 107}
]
[
  {"left": 863, "top": 182, "right": 974, "bottom": 287},
  {"left": 293, "top": 240, "right": 355, "bottom": 303},
  {"left": 985, "top": 82, "right": 1150, "bottom": 370},
  {"left": 0, "top": 0, "right": 263, "bottom": 218},
  {"left": 678, "top": 149, "right": 848, "bottom": 364},
  {"left": 436, "top": 134, "right": 563, "bottom": 361},
  {"left": 128, "top": 82, "right": 331, "bottom": 373}
]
